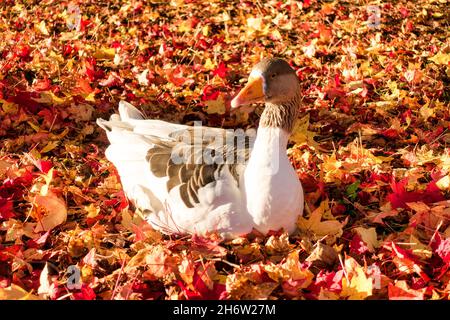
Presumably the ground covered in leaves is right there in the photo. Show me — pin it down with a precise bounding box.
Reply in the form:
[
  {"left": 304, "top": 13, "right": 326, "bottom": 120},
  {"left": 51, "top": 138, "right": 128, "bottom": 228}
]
[{"left": 0, "top": 0, "right": 449, "bottom": 300}]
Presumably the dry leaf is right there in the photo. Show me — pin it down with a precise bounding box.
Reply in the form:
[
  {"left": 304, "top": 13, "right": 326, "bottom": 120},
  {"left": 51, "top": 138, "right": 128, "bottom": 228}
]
[{"left": 33, "top": 191, "right": 67, "bottom": 232}]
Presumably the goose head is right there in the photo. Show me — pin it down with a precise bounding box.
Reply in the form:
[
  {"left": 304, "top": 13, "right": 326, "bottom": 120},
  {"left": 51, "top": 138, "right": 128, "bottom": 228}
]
[{"left": 231, "top": 58, "right": 300, "bottom": 109}]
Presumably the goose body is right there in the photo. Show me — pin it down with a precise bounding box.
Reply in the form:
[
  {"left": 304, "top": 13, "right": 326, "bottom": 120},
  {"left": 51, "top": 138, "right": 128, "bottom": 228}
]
[{"left": 97, "top": 58, "right": 304, "bottom": 239}]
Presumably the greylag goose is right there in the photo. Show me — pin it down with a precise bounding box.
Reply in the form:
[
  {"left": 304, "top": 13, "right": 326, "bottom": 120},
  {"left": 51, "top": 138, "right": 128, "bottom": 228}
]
[{"left": 97, "top": 58, "right": 304, "bottom": 239}]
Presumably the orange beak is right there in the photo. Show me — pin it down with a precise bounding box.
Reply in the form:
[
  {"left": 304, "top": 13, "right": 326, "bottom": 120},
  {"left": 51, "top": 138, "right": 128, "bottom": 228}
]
[{"left": 230, "top": 76, "right": 265, "bottom": 109}]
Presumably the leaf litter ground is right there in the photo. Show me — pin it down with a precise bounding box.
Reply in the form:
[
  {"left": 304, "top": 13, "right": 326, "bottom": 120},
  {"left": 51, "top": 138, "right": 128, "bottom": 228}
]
[{"left": 0, "top": 0, "right": 449, "bottom": 300}]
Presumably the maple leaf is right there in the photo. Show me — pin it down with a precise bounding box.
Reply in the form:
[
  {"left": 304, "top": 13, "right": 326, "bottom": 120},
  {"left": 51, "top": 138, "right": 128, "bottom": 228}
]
[
  {"left": 409, "top": 234, "right": 432, "bottom": 259},
  {"left": 297, "top": 200, "right": 346, "bottom": 239},
  {"left": 388, "top": 281, "right": 425, "bottom": 300},
  {"left": 72, "top": 285, "right": 96, "bottom": 300},
  {"left": 126, "top": 245, "right": 179, "bottom": 280},
  {"left": 93, "top": 47, "right": 115, "bottom": 60},
  {"left": 387, "top": 178, "right": 444, "bottom": 209},
  {"left": 354, "top": 227, "right": 379, "bottom": 253},
  {"left": 32, "top": 91, "right": 68, "bottom": 105},
  {"left": 428, "top": 52, "right": 450, "bottom": 65},
  {"left": 33, "top": 191, "right": 67, "bottom": 233},
  {"left": 191, "top": 234, "right": 227, "bottom": 257},
  {"left": 340, "top": 257, "right": 373, "bottom": 300},
  {"left": 0, "top": 198, "right": 14, "bottom": 220},
  {"left": 99, "top": 72, "right": 123, "bottom": 87},
  {"left": 204, "top": 93, "right": 226, "bottom": 115},
  {"left": 265, "top": 233, "right": 292, "bottom": 256},
  {"left": 233, "top": 242, "right": 264, "bottom": 264},
  {"left": 436, "top": 175, "right": 450, "bottom": 191},
  {"left": 263, "top": 250, "right": 314, "bottom": 290},
  {"left": 179, "top": 263, "right": 227, "bottom": 300},
  {"left": 430, "top": 232, "right": 450, "bottom": 273},
  {"left": 309, "top": 270, "right": 344, "bottom": 296},
  {"left": 212, "top": 62, "right": 228, "bottom": 79},
  {"left": 289, "top": 114, "right": 318, "bottom": 148},
  {"left": 37, "top": 263, "right": 58, "bottom": 299},
  {"left": 0, "top": 284, "right": 41, "bottom": 300},
  {"left": 350, "top": 233, "right": 371, "bottom": 255},
  {"left": 388, "top": 242, "right": 430, "bottom": 282}
]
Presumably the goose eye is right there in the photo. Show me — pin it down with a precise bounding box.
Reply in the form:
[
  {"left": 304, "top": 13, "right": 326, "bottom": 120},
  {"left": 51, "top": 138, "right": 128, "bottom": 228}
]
[{"left": 270, "top": 73, "right": 277, "bottom": 78}]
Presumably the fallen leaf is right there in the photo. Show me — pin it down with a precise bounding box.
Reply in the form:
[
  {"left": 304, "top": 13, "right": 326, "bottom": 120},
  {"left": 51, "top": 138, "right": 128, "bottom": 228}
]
[
  {"left": 297, "top": 200, "right": 346, "bottom": 239},
  {"left": 341, "top": 257, "right": 373, "bottom": 300},
  {"left": 388, "top": 281, "right": 425, "bottom": 300},
  {"left": 0, "top": 284, "right": 41, "bottom": 300},
  {"left": 354, "top": 227, "right": 379, "bottom": 252},
  {"left": 33, "top": 191, "right": 67, "bottom": 232}
]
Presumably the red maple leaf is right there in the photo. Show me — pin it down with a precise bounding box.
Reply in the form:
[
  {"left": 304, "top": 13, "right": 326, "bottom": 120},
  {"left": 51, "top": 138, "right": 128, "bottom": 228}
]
[
  {"left": 389, "top": 242, "right": 430, "bottom": 282},
  {"left": 387, "top": 178, "right": 444, "bottom": 209},
  {"left": 0, "top": 198, "right": 14, "bottom": 220},
  {"left": 306, "top": 270, "right": 343, "bottom": 299},
  {"left": 35, "top": 160, "right": 53, "bottom": 174},
  {"left": 178, "top": 267, "right": 227, "bottom": 300},
  {"left": 388, "top": 282, "right": 424, "bottom": 300},
  {"left": 72, "top": 284, "right": 96, "bottom": 300},
  {"left": 349, "top": 233, "right": 370, "bottom": 255},
  {"left": 212, "top": 62, "right": 228, "bottom": 79},
  {"left": 201, "top": 85, "right": 220, "bottom": 101}
]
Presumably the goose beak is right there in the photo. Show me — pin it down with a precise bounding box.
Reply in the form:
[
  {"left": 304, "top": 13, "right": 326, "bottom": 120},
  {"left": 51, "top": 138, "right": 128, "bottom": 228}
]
[{"left": 231, "top": 76, "right": 265, "bottom": 109}]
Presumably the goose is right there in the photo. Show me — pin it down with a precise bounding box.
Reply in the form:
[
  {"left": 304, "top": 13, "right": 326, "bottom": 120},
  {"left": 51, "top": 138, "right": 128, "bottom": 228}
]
[{"left": 97, "top": 58, "right": 304, "bottom": 239}]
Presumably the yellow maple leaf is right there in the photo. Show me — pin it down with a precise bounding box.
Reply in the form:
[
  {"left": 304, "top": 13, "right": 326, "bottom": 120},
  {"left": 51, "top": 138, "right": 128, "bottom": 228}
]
[
  {"left": 1, "top": 100, "right": 18, "bottom": 114},
  {"left": 40, "top": 141, "right": 59, "bottom": 154},
  {"left": 32, "top": 91, "right": 68, "bottom": 105},
  {"left": 297, "top": 200, "right": 345, "bottom": 238},
  {"left": 0, "top": 284, "right": 41, "bottom": 300},
  {"left": 205, "top": 94, "right": 226, "bottom": 115},
  {"left": 35, "top": 20, "right": 49, "bottom": 35},
  {"left": 93, "top": 47, "right": 116, "bottom": 60},
  {"left": 204, "top": 58, "right": 215, "bottom": 71},
  {"left": 428, "top": 52, "right": 450, "bottom": 65},
  {"left": 341, "top": 257, "right": 373, "bottom": 300},
  {"left": 84, "top": 203, "right": 100, "bottom": 218},
  {"left": 247, "top": 16, "right": 263, "bottom": 31},
  {"left": 321, "top": 153, "right": 344, "bottom": 183},
  {"left": 290, "top": 114, "right": 318, "bottom": 148},
  {"left": 263, "top": 250, "right": 314, "bottom": 286}
]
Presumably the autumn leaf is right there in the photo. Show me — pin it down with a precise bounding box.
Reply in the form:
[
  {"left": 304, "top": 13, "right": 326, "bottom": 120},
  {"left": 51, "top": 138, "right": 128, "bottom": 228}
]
[
  {"left": 1, "top": 0, "right": 449, "bottom": 301},
  {"left": 388, "top": 281, "right": 425, "bottom": 300},
  {"left": 297, "top": 200, "right": 346, "bottom": 239},
  {"left": 263, "top": 250, "right": 314, "bottom": 297},
  {"left": 428, "top": 52, "right": 450, "bottom": 65},
  {"left": 0, "top": 285, "right": 41, "bottom": 300},
  {"left": 205, "top": 93, "right": 226, "bottom": 115},
  {"left": 289, "top": 114, "right": 318, "bottom": 148},
  {"left": 340, "top": 257, "right": 373, "bottom": 300},
  {"left": 354, "top": 227, "right": 379, "bottom": 253},
  {"left": 93, "top": 47, "right": 116, "bottom": 60},
  {"left": 33, "top": 191, "right": 67, "bottom": 233},
  {"left": 32, "top": 91, "right": 68, "bottom": 105}
]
